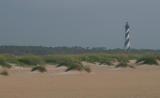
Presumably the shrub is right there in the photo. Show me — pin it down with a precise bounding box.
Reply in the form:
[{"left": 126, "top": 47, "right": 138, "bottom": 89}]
[
  {"left": 0, "top": 70, "right": 9, "bottom": 76},
  {"left": 136, "top": 55, "right": 158, "bottom": 65},
  {"left": 31, "top": 66, "right": 47, "bottom": 72}
]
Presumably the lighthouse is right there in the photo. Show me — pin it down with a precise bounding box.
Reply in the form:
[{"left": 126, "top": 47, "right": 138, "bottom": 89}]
[{"left": 124, "top": 22, "right": 131, "bottom": 51}]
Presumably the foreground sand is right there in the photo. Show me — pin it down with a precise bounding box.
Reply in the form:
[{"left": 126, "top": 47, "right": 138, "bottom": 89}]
[{"left": 0, "top": 64, "right": 160, "bottom": 98}]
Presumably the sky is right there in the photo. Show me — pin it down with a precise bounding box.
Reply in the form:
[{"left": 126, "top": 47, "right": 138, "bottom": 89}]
[{"left": 0, "top": 0, "right": 160, "bottom": 49}]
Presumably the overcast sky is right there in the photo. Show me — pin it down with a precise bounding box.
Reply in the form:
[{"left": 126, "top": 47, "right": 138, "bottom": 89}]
[{"left": 0, "top": 0, "right": 160, "bottom": 49}]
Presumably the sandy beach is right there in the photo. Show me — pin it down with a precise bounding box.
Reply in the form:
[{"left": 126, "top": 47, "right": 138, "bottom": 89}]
[{"left": 0, "top": 64, "right": 160, "bottom": 98}]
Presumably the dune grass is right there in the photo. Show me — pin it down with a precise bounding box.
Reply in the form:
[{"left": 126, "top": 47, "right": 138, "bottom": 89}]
[
  {"left": 79, "top": 54, "right": 113, "bottom": 65},
  {"left": 116, "top": 61, "right": 128, "bottom": 67},
  {"left": 43, "top": 55, "right": 91, "bottom": 72},
  {"left": 136, "top": 55, "right": 158, "bottom": 65},
  {"left": 43, "top": 55, "right": 59, "bottom": 64},
  {"left": 1, "top": 54, "right": 18, "bottom": 64},
  {"left": 31, "top": 66, "right": 47, "bottom": 72},
  {"left": 0, "top": 55, "right": 12, "bottom": 68},
  {"left": 114, "top": 54, "right": 130, "bottom": 68},
  {"left": 0, "top": 53, "right": 159, "bottom": 73},
  {"left": 0, "top": 70, "right": 9, "bottom": 76},
  {"left": 17, "top": 55, "right": 45, "bottom": 67},
  {"left": 83, "top": 65, "right": 91, "bottom": 73},
  {"left": 56, "top": 56, "right": 84, "bottom": 71}
]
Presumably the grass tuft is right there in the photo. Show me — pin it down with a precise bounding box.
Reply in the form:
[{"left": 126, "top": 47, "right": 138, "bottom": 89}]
[
  {"left": 116, "top": 61, "right": 128, "bottom": 68},
  {"left": 0, "top": 56, "right": 12, "bottom": 68},
  {"left": 83, "top": 66, "right": 91, "bottom": 73},
  {"left": 31, "top": 66, "right": 47, "bottom": 72},
  {"left": 79, "top": 54, "right": 113, "bottom": 65},
  {"left": 18, "top": 55, "right": 45, "bottom": 67},
  {"left": 0, "top": 70, "right": 9, "bottom": 76}
]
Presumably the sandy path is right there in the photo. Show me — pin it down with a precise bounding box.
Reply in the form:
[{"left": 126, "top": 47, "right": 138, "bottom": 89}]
[{"left": 0, "top": 66, "right": 160, "bottom": 98}]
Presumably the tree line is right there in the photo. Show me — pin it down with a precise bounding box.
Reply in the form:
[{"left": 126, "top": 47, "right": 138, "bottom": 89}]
[{"left": 0, "top": 45, "right": 159, "bottom": 55}]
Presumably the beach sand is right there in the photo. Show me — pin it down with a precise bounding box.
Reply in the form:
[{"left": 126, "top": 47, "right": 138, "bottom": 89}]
[{"left": 0, "top": 64, "right": 160, "bottom": 98}]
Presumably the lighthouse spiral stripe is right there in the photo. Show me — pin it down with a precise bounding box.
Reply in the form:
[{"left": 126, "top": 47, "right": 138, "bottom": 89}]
[{"left": 124, "top": 22, "right": 130, "bottom": 51}]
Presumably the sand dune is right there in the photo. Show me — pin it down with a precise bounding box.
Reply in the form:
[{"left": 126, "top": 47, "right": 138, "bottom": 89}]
[{"left": 0, "top": 64, "right": 160, "bottom": 98}]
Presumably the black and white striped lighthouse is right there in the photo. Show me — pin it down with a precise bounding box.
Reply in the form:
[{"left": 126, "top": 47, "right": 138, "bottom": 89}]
[{"left": 124, "top": 22, "right": 131, "bottom": 51}]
